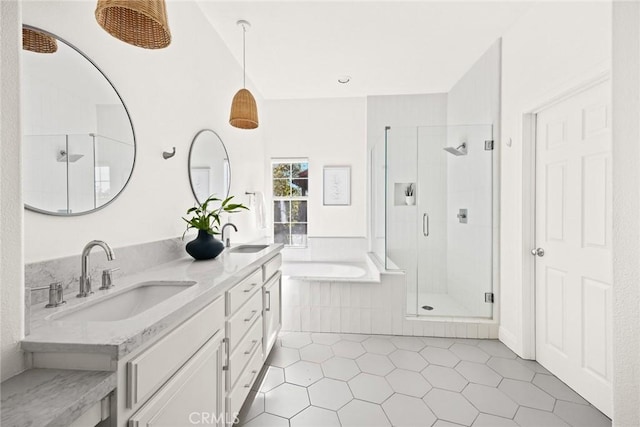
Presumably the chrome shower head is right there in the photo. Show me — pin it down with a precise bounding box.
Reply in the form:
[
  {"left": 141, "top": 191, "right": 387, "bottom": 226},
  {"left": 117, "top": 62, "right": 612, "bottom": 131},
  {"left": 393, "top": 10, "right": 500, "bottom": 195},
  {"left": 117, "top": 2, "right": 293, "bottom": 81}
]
[
  {"left": 443, "top": 142, "right": 467, "bottom": 156},
  {"left": 57, "top": 150, "right": 84, "bottom": 163}
]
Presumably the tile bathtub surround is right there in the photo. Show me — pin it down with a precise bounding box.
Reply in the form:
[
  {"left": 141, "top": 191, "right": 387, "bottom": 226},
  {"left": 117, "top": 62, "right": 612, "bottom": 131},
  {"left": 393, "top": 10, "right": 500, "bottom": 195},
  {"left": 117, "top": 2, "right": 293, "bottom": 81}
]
[
  {"left": 282, "top": 274, "right": 499, "bottom": 338},
  {"left": 25, "top": 237, "right": 185, "bottom": 307},
  {"left": 238, "top": 332, "right": 611, "bottom": 427}
]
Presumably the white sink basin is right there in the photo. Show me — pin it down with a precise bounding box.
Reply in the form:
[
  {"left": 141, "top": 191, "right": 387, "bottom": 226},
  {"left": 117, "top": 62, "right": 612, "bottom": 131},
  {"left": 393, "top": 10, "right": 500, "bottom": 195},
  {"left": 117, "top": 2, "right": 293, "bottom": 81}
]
[
  {"left": 51, "top": 281, "right": 196, "bottom": 322},
  {"left": 229, "top": 245, "right": 269, "bottom": 254}
]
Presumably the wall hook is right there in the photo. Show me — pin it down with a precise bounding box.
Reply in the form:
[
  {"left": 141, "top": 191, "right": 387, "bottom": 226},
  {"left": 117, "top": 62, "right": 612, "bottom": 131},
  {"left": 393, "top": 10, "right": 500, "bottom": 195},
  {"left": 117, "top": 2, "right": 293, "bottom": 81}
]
[{"left": 162, "top": 147, "right": 176, "bottom": 159}]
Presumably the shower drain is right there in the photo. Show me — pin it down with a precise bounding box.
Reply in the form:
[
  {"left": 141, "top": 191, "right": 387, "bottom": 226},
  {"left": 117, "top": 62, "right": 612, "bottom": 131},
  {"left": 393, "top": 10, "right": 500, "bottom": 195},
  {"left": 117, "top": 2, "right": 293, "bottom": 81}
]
[{"left": 421, "top": 305, "right": 434, "bottom": 311}]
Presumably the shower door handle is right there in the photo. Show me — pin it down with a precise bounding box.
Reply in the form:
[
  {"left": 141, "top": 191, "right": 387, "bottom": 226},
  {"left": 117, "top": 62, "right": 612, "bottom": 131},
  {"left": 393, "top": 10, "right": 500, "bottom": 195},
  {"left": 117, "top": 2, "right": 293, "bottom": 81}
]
[{"left": 423, "top": 213, "right": 429, "bottom": 237}]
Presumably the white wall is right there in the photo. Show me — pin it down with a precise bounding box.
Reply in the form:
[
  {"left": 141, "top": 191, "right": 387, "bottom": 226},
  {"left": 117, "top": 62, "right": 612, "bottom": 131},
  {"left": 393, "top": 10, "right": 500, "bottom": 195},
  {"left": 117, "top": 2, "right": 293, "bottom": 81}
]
[
  {"left": 612, "top": 2, "right": 640, "bottom": 425},
  {"left": 445, "top": 40, "right": 500, "bottom": 317},
  {"left": 499, "top": 3, "right": 611, "bottom": 355},
  {"left": 1, "top": 0, "right": 25, "bottom": 381},
  {"left": 262, "top": 97, "right": 367, "bottom": 238},
  {"left": 22, "top": 0, "right": 266, "bottom": 263}
]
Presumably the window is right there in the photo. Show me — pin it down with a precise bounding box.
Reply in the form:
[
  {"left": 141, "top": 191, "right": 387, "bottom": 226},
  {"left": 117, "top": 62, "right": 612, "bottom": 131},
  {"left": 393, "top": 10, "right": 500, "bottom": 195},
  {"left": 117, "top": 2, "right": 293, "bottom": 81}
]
[
  {"left": 94, "top": 166, "right": 111, "bottom": 205},
  {"left": 272, "top": 159, "right": 308, "bottom": 246}
]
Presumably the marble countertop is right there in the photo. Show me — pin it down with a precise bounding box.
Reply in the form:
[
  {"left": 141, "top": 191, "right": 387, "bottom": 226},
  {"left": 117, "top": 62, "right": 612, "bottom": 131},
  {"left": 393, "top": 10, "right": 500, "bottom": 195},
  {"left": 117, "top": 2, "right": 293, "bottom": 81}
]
[
  {"left": 21, "top": 243, "right": 283, "bottom": 359},
  {"left": 1, "top": 368, "right": 116, "bottom": 427}
]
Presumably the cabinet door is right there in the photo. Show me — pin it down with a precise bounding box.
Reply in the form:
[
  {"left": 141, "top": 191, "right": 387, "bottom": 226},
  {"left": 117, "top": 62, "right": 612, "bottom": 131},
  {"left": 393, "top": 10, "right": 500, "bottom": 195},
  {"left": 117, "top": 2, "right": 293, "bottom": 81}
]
[
  {"left": 263, "top": 272, "right": 282, "bottom": 357},
  {"left": 128, "top": 331, "right": 225, "bottom": 427}
]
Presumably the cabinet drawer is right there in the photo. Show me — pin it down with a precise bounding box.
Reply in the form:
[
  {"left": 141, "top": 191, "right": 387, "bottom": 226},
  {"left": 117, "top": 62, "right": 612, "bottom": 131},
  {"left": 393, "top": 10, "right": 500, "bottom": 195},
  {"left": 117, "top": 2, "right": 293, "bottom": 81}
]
[
  {"left": 227, "top": 269, "right": 262, "bottom": 315},
  {"left": 127, "top": 296, "right": 224, "bottom": 408},
  {"left": 228, "top": 346, "right": 263, "bottom": 420},
  {"left": 262, "top": 253, "right": 282, "bottom": 283},
  {"left": 229, "top": 318, "right": 263, "bottom": 389},
  {"left": 227, "top": 291, "right": 262, "bottom": 352}
]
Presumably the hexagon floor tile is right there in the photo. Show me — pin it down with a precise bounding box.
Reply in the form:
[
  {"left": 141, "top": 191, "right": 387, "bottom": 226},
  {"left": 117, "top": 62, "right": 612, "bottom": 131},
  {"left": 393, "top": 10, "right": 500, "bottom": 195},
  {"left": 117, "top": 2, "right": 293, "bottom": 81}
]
[
  {"left": 237, "top": 332, "right": 610, "bottom": 427},
  {"left": 264, "top": 383, "right": 310, "bottom": 418},
  {"left": 242, "top": 412, "right": 289, "bottom": 427},
  {"left": 382, "top": 394, "right": 437, "bottom": 427},
  {"left": 331, "top": 340, "right": 366, "bottom": 359},
  {"left": 356, "top": 353, "right": 395, "bottom": 376},
  {"left": 362, "top": 337, "right": 397, "bottom": 355},
  {"left": 281, "top": 332, "right": 313, "bottom": 349},
  {"left": 348, "top": 373, "right": 394, "bottom": 404},
  {"left": 389, "top": 349, "right": 428, "bottom": 371},
  {"left": 285, "top": 360, "right": 323, "bottom": 387},
  {"left": 498, "top": 378, "right": 555, "bottom": 411},
  {"left": 256, "top": 366, "right": 285, "bottom": 392},
  {"left": 338, "top": 400, "right": 391, "bottom": 427},
  {"left": 455, "top": 360, "right": 502, "bottom": 386},
  {"left": 308, "top": 378, "right": 353, "bottom": 410},
  {"left": 386, "top": 368, "right": 432, "bottom": 397},
  {"left": 321, "top": 357, "right": 361, "bottom": 381},
  {"left": 420, "top": 346, "right": 460, "bottom": 368},
  {"left": 268, "top": 346, "right": 301, "bottom": 368},
  {"left": 421, "top": 364, "right": 468, "bottom": 392},
  {"left": 462, "top": 383, "right": 518, "bottom": 419},
  {"left": 290, "top": 406, "right": 341, "bottom": 427},
  {"left": 299, "top": 343, "right": 334, "bottom": 363},
  {"left": 423, "top": 388, "right": 479, "bottom": 425},
  {"left": 450, "top": 343, "right": 490, "bottom": 363}
]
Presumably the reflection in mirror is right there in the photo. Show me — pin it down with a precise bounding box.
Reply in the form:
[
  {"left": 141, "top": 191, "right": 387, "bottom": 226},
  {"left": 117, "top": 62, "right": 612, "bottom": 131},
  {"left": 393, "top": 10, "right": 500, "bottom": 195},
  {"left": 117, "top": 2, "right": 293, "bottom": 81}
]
[
  {"left": 22, "top": 25, "right": 135, "bottom": 216},
  {"left": 188, "top": 129, "right": 230, "bottom": 205}
]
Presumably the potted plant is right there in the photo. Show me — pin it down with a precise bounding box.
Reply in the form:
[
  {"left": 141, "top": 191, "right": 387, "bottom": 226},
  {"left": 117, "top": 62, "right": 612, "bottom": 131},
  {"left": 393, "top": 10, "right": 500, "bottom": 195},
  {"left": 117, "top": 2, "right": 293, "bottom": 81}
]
[
  {"left": 405, "top": 183, "right": 415, "bottom": 205},
  {"left": 182, "top": 194, "right": 248, "bottom": 260}
]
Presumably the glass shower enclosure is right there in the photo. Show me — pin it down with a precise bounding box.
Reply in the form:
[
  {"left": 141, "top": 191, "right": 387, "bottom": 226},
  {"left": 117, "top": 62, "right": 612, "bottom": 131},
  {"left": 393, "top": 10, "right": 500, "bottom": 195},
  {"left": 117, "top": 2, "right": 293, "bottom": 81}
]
[{"left": 371, "top": 124, "right": 495, "bottom": 318}]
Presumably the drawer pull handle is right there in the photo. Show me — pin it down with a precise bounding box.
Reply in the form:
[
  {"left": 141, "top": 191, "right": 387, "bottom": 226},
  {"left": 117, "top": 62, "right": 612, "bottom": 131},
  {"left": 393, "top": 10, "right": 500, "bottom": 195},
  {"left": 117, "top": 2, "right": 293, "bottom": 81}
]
[
  {"left": 222, "top": 337, "right": 230, "bottom": 371},
  {"left": 244, "top": 310, "right": 258, "bottom": 322},
  {"left": 265, "top": 290, "right": 271, "bottom": 312},
  {"left": 244, "top": 369, "right": 258, "bottom": 388},
  {"left": 244, "top": 339, "right": 259, "bottom": 355},
  {"left": 243, "top": 283, "right": 258, "bottom": 293}
]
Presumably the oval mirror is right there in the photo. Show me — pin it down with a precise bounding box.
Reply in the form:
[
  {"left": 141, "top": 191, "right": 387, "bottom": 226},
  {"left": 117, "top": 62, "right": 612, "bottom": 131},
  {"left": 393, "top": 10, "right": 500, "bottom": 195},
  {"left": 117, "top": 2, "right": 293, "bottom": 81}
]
[
  {"left": 21, "top": 25, "right": 136, "bottom": 216},
  {"left": 188, "top": 129, "right": 231, "bottom": 204}
]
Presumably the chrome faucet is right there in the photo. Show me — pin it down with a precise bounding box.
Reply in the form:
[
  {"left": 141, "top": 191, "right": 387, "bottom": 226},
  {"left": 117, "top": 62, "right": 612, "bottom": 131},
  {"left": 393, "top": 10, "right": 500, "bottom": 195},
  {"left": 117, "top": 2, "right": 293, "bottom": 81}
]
[
  {"left": 78, "top": 240, "right": 115, "bottom": 298},
  {"left": 221, "top": 223, "right": 238, "bottom": 248}
]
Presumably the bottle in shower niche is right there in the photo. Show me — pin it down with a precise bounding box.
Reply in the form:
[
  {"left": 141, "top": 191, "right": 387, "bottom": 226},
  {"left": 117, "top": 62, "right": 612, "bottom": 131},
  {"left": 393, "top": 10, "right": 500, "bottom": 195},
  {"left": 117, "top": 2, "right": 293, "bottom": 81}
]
[{"left": 405, "top": 183, "right": 415, "bottom": 205}]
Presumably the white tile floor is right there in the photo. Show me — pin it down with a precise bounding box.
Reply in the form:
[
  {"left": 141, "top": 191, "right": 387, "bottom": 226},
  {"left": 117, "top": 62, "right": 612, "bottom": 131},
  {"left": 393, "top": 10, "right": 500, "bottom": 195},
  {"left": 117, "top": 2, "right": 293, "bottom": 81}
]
[{"left": 238, "top": 332, "right": 611, "bottom": 427}]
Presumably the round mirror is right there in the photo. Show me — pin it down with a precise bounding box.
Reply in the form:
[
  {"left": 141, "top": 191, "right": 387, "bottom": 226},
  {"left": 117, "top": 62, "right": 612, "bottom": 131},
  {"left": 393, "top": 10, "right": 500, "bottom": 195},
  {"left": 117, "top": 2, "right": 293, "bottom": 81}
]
[
  {"left": 188, "top": 129, "right": 231, "bottom": 204},
  {"left": 22, "top": 25, "right": 136, "bottom": 216}
]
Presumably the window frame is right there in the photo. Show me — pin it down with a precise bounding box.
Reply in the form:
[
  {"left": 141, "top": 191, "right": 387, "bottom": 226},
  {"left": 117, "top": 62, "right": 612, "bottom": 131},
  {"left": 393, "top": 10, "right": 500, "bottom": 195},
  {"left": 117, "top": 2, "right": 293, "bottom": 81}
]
[{"left": 271, "top": 158, "right": 309, "bottom": 248}]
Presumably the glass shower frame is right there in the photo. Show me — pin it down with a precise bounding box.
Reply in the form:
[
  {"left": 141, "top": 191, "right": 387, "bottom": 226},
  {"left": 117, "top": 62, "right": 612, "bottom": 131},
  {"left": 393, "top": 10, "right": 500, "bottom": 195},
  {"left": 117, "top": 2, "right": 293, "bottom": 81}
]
[{"left": 371, "top": 124, "right": 495, "bottom": 319}]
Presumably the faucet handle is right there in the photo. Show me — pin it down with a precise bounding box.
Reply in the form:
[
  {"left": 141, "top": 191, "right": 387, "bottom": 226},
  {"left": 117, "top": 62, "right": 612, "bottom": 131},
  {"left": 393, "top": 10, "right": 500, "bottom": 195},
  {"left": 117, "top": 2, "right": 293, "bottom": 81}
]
[
  {"left": 45, "top": 282, "right": 66, "bottom": 308},
  {"left": 99, "top": 268, "right": 120, "bottom": 290}
]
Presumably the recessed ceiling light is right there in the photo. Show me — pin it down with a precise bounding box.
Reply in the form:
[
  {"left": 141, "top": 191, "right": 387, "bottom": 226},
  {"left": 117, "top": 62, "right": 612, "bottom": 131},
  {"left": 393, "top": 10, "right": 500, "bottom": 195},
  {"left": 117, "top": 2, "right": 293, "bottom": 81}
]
[{"left": 338, "top": 76, "right": 351, "bottom": 84}]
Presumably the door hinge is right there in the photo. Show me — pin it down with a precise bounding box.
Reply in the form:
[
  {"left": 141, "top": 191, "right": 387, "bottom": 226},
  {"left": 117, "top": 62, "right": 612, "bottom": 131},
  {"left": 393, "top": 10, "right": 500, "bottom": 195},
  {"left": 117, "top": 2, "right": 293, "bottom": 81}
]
[
  {"left": 484, "top": 140, "right": 494, "bottom": 150},
  {"left": 484, "top": 292, "right": 494, "bottom": 303}
]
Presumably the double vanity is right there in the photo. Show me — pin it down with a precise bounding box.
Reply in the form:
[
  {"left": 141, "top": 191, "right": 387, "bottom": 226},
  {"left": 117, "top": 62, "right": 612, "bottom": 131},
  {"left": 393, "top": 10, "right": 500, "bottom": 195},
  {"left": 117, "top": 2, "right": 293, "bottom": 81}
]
[{"left": 7, "top": 243, "right": 283, "bottom": 427}]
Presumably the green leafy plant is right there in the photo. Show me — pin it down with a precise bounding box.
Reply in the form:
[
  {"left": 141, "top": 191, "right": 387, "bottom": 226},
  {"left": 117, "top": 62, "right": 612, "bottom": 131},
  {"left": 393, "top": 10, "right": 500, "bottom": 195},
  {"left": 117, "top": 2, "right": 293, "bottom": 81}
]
[
  {"left": 405, "top": 183, "right": 414, "bottom": 197},
  {"left": 182, "top": 195, "right": 248, "bottom": 239}
]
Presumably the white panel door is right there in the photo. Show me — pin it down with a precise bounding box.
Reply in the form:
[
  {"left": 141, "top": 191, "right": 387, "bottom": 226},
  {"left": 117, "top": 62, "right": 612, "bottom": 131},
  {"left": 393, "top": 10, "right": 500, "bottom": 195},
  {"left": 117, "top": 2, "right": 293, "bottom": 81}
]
[{"left": 535, "top": 80, "right": 612, "bottom": 416}]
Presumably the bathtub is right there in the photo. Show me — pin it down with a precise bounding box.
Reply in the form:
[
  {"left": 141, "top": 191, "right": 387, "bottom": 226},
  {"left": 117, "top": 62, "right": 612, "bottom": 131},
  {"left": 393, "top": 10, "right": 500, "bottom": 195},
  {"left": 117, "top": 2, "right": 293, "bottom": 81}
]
[{"left": 282, "top": 258, "right": 380, "bottom": 283}]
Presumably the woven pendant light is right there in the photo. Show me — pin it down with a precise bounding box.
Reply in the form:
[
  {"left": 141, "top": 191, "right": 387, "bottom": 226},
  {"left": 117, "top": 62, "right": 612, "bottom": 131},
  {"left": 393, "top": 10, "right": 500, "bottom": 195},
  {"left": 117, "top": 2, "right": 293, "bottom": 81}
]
[
  {"left": 22, "top": 28, "right": 57, "bottom": 54},
  {"left": 95, "top": 0, "right": 171, "bottom": 49},
  {"left": 230, "top": 20, "right": 259, "bottom": 130}
]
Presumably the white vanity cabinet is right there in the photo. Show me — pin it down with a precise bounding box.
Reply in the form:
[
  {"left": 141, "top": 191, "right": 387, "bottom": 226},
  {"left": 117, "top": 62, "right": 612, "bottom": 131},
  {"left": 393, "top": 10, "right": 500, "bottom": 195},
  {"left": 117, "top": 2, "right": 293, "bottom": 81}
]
[{"left": 128, "top": 332, "right": 225, "bottom": 427}]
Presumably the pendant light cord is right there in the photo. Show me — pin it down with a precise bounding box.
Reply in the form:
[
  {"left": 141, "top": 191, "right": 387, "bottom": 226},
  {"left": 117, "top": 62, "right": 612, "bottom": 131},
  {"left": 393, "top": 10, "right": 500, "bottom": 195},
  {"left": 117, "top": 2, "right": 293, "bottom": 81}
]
[{"left": 242, "top": 24, "right": 246, "bottom": 88}]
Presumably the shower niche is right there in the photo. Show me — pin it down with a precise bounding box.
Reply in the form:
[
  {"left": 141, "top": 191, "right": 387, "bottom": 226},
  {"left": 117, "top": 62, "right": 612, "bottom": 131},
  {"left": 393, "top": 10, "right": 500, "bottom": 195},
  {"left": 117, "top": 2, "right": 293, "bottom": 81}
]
[
  {"left": 393, "top": 182, "right": 416, "bottom": 206},
  {"left": 371, "top": 124, "right": 496, "bottom": 319}
]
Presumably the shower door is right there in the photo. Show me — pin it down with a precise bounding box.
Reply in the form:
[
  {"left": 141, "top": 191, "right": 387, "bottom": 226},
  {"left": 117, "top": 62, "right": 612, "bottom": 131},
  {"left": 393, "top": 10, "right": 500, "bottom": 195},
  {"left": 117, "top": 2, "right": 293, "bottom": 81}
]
[{"left": 416, "top": 124, "right": 494, "bottom": 318}]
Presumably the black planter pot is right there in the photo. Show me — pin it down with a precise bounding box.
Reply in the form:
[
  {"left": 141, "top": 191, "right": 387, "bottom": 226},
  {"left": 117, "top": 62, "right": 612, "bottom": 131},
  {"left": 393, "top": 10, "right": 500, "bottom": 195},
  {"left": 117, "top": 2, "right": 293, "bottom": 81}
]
[{"left": 185, "top": 230, "right": 225, "bottom": 260}]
